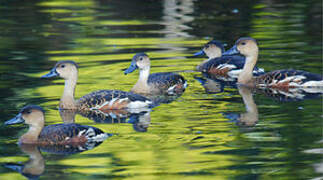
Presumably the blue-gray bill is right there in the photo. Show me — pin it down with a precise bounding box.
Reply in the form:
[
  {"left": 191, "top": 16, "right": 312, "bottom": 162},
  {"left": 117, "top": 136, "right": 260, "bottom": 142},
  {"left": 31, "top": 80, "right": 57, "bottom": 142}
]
[
  {"left": 41, "top": 69, "right": 59, "bottom": 78},
  {"left": 223, "top": 45, "right": 239, "bottom": 56},
  {"left": 193, "top": 50, "right": 205, "bottom": 56},
  {"left": 5, "top": 114, "right": 24, "bottom": 125},
  {"left": 124, "top": 63, "right": 138, "bottom": 75}
]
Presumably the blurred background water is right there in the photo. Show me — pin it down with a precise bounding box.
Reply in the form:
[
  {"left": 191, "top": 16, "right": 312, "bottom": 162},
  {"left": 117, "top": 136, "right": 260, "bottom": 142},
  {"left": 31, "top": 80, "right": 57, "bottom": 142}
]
[{"left": 0, "top": 0, "right": 322, "bottom": 179}]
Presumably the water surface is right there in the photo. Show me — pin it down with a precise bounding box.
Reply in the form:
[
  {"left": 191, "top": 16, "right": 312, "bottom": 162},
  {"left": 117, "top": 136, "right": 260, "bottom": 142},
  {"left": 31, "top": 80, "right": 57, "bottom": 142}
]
[{"left": 0, "top": 0, "right": 322, "bottom": 179}]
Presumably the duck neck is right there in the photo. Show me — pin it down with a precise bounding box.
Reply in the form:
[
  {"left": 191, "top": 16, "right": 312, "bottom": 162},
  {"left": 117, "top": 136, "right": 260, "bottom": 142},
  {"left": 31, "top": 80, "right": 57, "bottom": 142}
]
[
  {"left": 59, "top": 109, "right": 76, "bottom": 123},
  {"left": 60, "top": 75, "right": 78, "bottom": 109},
  {"left": 238, "top": 52, "right": 258, "bottom": 85},
  {"left": 19, "top": 117, "right": 44, "bottom": 144},
  {"left": 132, "top": 67, "right": 150, "bottom": 93}
]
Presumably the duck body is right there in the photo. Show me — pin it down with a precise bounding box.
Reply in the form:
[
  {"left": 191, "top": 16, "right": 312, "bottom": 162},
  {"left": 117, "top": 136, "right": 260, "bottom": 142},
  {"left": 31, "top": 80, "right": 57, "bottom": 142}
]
[
  {"left": 255, "top": 69, "right": 323, "bottom": 89},
  {"left": 77, "top": 90, "right": 153, "bottom": 110},
  {"left": 5, "top": 105, "right": 110, "bottom": 146},
  {"left": 194, "top": 40, "right": 264, "bottom": 79},
  {"left": 223, "top": 37, "right": 323, "bottom": 90},
  {"left": 145, "top": 72, "right": 187, "bottom": 95},
  {"left": 199, "top": 55, "right": 265, "bottom": 78},
  {"left": 37, "top": 123, "right": 108, "bottom": 146},
  {"left": 125, "top": 53, "right": 187, "bottom": 95},
  {"left": 41, "top": 60, "right": 152, "bottom": 110}
]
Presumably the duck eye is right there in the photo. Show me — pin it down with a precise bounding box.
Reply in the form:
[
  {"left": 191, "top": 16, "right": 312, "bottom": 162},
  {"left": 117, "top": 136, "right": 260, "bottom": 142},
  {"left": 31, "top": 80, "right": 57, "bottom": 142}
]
[
  {"left": 61, "top": 64, "right": 65, "bottom": 68},
  {"left": 241, "top": 42, "right": 246, "bottom": 45},
  {"left": 139, "top": 57, "right": 143, "bottom": 61},
  {"left": 26, "top": 110, "right": 32, "bottom": 114},
  {"left": 205, "top": 45, "right": 209, "bottom": 49}
]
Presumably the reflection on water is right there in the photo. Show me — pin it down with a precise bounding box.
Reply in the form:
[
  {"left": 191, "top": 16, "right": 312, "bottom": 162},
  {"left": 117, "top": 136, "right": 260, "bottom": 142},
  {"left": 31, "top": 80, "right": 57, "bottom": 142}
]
[
  {"left": 224, "top": 86, "right": 259, "bottom": 127},
  {"left": 0, "top": 0, "right": 322, "bottom": 179},
  {"left": 4, "top": 142, "right": 104, "bottom": 179},
  {"left": 4, "top": 145, "right": 45, "bottom": 180}
]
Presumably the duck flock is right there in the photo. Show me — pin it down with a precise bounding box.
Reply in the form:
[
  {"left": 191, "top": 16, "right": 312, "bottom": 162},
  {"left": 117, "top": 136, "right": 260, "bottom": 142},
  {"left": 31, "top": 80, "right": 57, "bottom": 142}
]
[{"left": 4, "top": 37, "right": 323, "bottom": 170}]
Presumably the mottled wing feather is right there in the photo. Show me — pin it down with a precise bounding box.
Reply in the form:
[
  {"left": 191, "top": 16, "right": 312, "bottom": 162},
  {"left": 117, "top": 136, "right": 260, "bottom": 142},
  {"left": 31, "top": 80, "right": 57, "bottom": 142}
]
[
  {"left": 256, "top": 69, "right": 322, "bottom": 85},
  {"left": 39, "top": 123, "right": 104, "bottom": 144},
  {"left": 148, "top": 72, "right": 186, "bottom": 91},
  {"left": 77, "top": 90, "right": 151, "bottom": 110},
  {"left": 202, "top": 55, "right": 263, "bottom": 75}
]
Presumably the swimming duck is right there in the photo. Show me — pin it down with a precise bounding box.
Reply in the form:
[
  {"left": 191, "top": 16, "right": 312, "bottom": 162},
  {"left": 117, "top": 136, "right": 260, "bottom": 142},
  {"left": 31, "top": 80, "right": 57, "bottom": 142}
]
[
  {"left": 124, "top": 53, "right": 187, "bottom": 95},
  {"left": 223, "top": 37, "right": 323, "bottom": 89},
  {"left": 42, "top": 60, "right": 152, "bottom": 110},
  {"left": 5, "top": 105, "right": 110, "bottom": 145},
  {"left": 194, "top": 40, "right": 264, "bottom": 77}
]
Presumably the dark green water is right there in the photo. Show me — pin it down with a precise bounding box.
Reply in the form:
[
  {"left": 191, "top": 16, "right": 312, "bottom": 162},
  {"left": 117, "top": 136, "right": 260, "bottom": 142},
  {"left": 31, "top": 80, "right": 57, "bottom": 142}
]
[{"left": 0, "top": 0, "right": 322, "bottom": 179}]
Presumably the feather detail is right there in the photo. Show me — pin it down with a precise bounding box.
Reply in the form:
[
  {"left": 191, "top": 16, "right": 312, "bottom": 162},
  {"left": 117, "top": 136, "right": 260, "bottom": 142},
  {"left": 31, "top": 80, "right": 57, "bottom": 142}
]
[
  {"left": 77, "top": 90, "right": 152, "bottom": 110},
  {"left": 38, "top": 123, "right": 109, "bottom": 146},
  {"left": 256, "top": 69, "right": 323, "bottom": 89},
  {"left": 146, "top": 72, "right": 187, "bottom": 95},
  {"left": 201, "top": 55, "right": 264, "bottom": 77}
]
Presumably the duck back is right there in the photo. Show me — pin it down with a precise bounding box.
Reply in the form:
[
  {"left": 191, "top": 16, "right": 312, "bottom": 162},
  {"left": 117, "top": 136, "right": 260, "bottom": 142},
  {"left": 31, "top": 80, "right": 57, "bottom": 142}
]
[
  {"left": 39, "top": 123, "right": 107, "bottom": 145},
  {"left": 77, "top": 90, "right": 152, "bottom": 110},
  {"left": 201, "top": 55, "right": 264, "bottom": 76},
  {"left": 148, "top": 72, "right": 187, "bottom": 94},
  {"left": 256, "top": 69, "right": 323, "bottom": 88}
]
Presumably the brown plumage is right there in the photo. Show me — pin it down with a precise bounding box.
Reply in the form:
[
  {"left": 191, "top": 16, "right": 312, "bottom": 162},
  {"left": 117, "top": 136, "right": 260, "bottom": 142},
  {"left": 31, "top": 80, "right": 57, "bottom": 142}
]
[
  {"left": 41, "top": 61, "right": 152, "bottom": 110},
  {"left": 223, "top": 37, "right": 323, "bottom": 88},
  {"left": 5, "top": 105, "right": 109, "bottom": 146},
  {"left": 124, "top": 53, "right": 187, "bottom": 95}
]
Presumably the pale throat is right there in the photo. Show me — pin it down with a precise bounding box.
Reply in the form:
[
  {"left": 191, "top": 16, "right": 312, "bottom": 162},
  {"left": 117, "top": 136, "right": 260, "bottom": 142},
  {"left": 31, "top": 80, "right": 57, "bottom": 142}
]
[
  {"left": 20, "top": 119, "right": 44, "bottom": 144},
  {"left": 60, "top": 76, "right": 77, "bottom": 108},
  {"left": 238, "top": 53, "right": 258, "bottom": 84},
  {"left": 137, "top": 67, "right": 150, "bottom": 85}
]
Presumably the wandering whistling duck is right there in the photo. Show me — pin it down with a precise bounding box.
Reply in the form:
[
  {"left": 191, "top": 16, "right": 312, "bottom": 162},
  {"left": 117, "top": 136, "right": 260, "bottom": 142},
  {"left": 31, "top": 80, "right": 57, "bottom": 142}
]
[
  {"left": 5, "top": 105, "right": 110, "bottom": 145},
  {"left": 223, "top": 37, "right": 323, "bottom": 89},
  {"left": 41, "top": 60, "right": 152, "bottom": 110},
  {"left": 194, "top": 40, "right": 264, "bottom": 78},
  {"left": 124, "top": 53, "right": 187, "bottom": 95}
]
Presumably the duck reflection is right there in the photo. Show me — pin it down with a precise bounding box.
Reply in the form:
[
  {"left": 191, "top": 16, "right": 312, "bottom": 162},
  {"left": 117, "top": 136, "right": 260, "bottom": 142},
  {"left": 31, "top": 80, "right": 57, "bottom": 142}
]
[
  {"left": 255, "top": 87, "right": 323, "bottom": 102},
  {"left": 195, "top": 74, "right": 237, "bottom": 94},
  {"left": 60, "top": 108, "right": 152, "bottom": 133},
  {"left": 224, "top": 86, "right": 258, "bottom": 127},
  {"left": 4, "top": 144, "right": 44, "bottom": 180},
  {"left": 4, "top": 141, "right": 104, "bottom": 180}
]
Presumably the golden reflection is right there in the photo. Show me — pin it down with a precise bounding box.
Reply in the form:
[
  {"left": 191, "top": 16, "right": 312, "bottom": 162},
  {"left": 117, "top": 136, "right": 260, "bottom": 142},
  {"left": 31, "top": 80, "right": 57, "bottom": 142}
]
[
  {"left": 4, "top": 144, "right": 44, "bottom": 179},
  {"left": 237, "top": 86, "right": 259, "bottom": 127}
]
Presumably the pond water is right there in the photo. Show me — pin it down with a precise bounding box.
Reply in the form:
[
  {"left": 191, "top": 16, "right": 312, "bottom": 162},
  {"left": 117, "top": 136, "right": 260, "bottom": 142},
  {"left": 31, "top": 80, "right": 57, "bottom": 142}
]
[{"left": 0, "top": 0, "right": 322, "bottom": 179}]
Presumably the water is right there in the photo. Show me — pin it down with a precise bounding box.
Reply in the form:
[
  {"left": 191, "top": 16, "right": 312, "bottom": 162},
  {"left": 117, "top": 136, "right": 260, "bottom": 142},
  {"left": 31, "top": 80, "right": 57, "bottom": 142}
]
[{"left": 0, "top": 0, "right": 322, "bottom": 179}]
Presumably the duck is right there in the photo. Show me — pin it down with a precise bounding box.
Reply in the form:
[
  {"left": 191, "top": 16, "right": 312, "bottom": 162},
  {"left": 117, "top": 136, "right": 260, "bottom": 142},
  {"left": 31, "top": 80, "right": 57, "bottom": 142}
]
[
  {"left": 194, "top": 40, "right": 264, "bottom": 78},
  {"left": 41, "top": 60, "right": 152, "bottom": 110},
  {"left": 124, "top": 53, "right": 187, "bottom": 95},
  {"left": 4, "top": 105, "right": 110, "bottom": 145},
  {"left": 223, "top": 37, "right": 323, "bottom": 89}
]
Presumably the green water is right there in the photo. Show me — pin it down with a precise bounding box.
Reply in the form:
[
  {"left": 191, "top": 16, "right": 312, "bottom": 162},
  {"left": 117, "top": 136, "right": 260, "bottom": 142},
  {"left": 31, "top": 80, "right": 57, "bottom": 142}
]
[{"left": 0, "top": 0, "right": 322, "bottom": 179}]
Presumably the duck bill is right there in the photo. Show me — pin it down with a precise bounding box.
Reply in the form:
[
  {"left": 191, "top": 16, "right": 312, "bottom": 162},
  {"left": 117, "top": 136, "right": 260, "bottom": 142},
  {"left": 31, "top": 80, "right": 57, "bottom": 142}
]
[
  {"left": 41, "top": 68, "right": 59, "bottom": 78},
  {"left": 124, "top": 62, "right": 138, "bottom": 75},
  {"left": 5, "top": 114, "right": 24, "bottom": 125},
  {"left": 193, "top": 50, "right": 205, "bottom": 56},
  {"left": 223, "top": 45, "right": 239, "bottom": 55}
]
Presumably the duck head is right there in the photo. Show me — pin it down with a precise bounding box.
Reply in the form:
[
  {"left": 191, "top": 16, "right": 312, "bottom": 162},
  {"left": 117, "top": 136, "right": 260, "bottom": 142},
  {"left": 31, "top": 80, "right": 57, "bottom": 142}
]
[
  {"left": 223, "top": 37, "right": 258, "bottom": 58},
  {"left": 42, "top": 61, "right": 78, "bottom": 80},
  {"left": 194, "top": 40, "right": 224, "bottom": 59},
  {"left": 124, "top": 53, "right": 150, "bottom": 75},
  {"left": 5, "top": 105, "right": 45, "bottom": 127}
]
